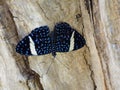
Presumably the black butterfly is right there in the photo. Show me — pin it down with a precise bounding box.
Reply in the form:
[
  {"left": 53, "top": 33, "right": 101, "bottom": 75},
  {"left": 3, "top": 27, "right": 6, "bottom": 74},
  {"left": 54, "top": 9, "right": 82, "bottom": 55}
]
[{"left": 16, "top": 22, "right": 86, "bottom": 57}]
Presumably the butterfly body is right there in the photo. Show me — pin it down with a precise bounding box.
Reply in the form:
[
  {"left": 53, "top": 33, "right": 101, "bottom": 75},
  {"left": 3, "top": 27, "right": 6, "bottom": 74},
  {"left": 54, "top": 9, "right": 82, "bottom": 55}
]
[{"left": 16, "top": 22, "right": 86, "bottom": 57}]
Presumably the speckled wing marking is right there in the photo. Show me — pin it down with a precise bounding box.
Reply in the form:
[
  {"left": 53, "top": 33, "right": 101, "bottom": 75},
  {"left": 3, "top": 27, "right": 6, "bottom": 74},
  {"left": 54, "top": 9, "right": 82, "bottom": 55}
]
[
  {"left": 16, "top": 22, "right": 86, "bottom": 57},
  {"left": 16, "top": 26, "right": 52, "bottom": 56},
  {"left": 54, "top": 22, "right": 86, "bottom": 52}
]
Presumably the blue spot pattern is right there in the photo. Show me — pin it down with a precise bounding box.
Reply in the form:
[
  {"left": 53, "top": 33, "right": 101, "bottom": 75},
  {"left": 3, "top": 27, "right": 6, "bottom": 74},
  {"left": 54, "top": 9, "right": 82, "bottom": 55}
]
[
  {"left": 16, "top": 36, "right": 32, "bottom": 55},
  {"left": 16, "top": 22, "right": 86, "bottom": 56},
  {"left": 54, "top": 22, "right": 72, "bottom": 52},
  {"left": 16, "top": 26, "right": 52, "bottom": 55},
  {"left": 54, "top": 22, "right": 86, "bottom": 52},
  {"left": 29, "top": 26, "right": 52, "bottom": 55}
]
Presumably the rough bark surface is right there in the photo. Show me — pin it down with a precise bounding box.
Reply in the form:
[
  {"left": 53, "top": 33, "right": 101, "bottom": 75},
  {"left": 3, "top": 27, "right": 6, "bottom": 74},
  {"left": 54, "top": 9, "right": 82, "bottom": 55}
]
[{"left": 0, "top": 0, "right": 119, "bottom": 90}]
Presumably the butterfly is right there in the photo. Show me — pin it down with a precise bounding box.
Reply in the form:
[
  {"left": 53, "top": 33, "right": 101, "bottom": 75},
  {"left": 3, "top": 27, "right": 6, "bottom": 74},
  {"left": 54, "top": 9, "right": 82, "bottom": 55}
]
[{"left": 16, "top": 22, "right": 86, "bottom": 57}]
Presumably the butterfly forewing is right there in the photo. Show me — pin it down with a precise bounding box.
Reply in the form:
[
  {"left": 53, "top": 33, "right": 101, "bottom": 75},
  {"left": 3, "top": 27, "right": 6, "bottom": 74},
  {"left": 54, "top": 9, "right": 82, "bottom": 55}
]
[
  {"left": 54, "top": 22, "right": 73, "bottom": 52},
  {"left": 73, "top": 30, "right": 86, "bottom": 50},
  {"left": 16, "top": 26, "right": 52, "bottom": 56},
  {"left": 16, "top": 36, "right": 32, "bottom": 55},
  {"left": 54, "top": 22, "right": 86, "bottom": 52}
]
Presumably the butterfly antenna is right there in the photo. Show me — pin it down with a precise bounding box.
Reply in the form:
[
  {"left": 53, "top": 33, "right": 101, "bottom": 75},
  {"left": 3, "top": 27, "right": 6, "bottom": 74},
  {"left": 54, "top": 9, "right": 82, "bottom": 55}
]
[
  {"left": 46, "top": 55, "right": 70, "bottom": 74},
  {"left": 55, "top": 56, "right": 70, "bottom": 70},
  {"left": 46, "top": 57, "right": 54, "bottom": 74}
]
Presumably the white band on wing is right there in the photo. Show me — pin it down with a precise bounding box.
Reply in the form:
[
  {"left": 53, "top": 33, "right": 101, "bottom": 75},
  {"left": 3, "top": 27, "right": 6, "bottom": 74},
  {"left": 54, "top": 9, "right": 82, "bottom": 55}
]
[
  {"left": 69, "top": 31, "right": 75, "bottom": 51},
  {"left": 29, "top": 36, "right": 38, "bottom": 55}
]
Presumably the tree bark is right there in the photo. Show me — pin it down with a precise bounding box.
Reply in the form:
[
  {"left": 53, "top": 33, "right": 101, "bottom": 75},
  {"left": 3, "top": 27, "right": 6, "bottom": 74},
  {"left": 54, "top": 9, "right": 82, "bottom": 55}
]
[{"left": 0, "top": 0, "right": 119, "bottom": 90}]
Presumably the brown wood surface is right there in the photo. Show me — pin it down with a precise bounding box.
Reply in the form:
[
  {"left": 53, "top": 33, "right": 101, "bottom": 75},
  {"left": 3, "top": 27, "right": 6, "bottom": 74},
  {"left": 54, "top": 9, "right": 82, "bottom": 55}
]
[{"left": 0, "top": 0, "right": 120, "bottom": 90}]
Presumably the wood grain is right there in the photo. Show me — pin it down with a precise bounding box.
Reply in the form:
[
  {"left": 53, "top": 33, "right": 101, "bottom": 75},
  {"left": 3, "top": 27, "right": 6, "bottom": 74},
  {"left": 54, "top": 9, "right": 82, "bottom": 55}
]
[{"left": 0, "top": 0, "right": 119, "bottom": 90}]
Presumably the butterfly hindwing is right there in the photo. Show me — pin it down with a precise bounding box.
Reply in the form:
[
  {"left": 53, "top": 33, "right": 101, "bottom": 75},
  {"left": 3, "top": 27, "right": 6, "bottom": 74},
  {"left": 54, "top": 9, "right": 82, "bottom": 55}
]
[
  {"left": 54, "top": 22, "right": 86, "bottom": 52},
  {"left": 16, "top": 26, "right": 52, "bottom": 56}
]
